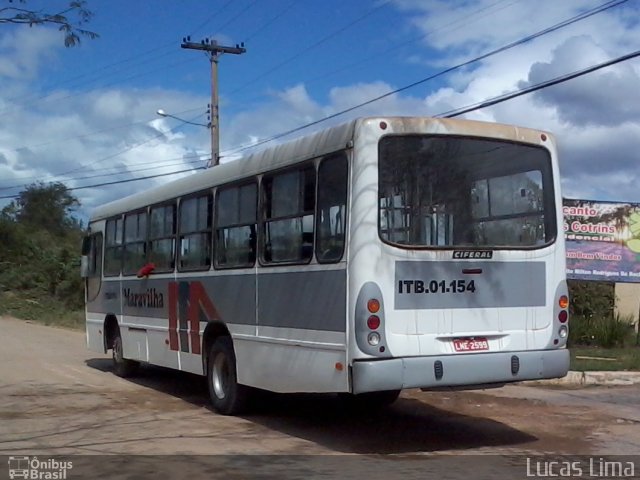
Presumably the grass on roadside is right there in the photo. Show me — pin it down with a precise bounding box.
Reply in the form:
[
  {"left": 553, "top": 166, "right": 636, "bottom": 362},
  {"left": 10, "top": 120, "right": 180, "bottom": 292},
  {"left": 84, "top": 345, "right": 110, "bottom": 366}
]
[
  {"left": 0, "top": 290, "right": 84, "bottom": 330},
  {"left": 570, "top": 346, "right": 640, "bottom": 371}
]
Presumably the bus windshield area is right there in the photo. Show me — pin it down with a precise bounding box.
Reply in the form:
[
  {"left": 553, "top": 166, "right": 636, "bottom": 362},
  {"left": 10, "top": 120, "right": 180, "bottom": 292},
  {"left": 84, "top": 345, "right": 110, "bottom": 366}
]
[{"left": 378, "top": 135, "right": 557, "bottom": 248}]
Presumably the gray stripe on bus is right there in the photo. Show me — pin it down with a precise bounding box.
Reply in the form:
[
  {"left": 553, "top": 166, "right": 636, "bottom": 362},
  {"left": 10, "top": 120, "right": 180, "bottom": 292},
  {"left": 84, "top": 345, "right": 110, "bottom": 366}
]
[{"left": 86, "top": 269, "right": 347, "bottom": 333}]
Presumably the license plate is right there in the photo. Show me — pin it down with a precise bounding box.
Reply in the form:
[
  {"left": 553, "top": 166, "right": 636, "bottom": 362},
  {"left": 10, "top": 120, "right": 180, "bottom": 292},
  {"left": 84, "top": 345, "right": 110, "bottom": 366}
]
[{"left": 453, "top": 337, "right": 489, "bottom": 352}]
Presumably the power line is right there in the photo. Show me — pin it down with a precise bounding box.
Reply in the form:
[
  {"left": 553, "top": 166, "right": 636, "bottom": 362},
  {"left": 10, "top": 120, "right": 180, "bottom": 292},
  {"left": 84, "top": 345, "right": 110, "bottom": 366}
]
[
  {"left": 0, "top": 111, "right": 209, "bottom": 189},
  {"left": 2, "top": 2, "right": 252, "bottom": 113},
  {"left": 288, "top": 0, "right": 523, "bottom": 93},
  {"left": 65, "top": 167, "right": 205, "bottom": 192},
  {"left": 0, "top": 0, "right": 628, "bottom": 197},
  {"left": 0, "top": 106, "right": 205, "bottom": 156},
  {"left": 440, "top": 49, "right": 640, "bottom": 118},
  {"left": 243, "top": 0, "right": 298, "bottom": 43},
  {"left": 211, "top": 0, "right": 259, "bottom": 36},
  {"left": 3, "top": 46, "right": 637, "bottom": 201},
  {"left": 0, "top": 154, "right": 206, "bottom": 194},
  {"left": 221, "top": 0, "right": 627, "bottom": 157},
  {"left": 58, "top": 158, "right": 206, "bottom": 183},
  {"left": 228, "top": 0, "right": 393, "bottom": 95},
  {"left": 188, "top": 0, "right": 234, "bottom": 36},
  {"left": 0, "top": 167, "right": 205, "bottom": 200}
]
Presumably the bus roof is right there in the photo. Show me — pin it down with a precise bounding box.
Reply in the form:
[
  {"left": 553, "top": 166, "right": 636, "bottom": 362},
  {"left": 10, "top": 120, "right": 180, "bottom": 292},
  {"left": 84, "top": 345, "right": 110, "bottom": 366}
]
[{"left": 89, "top": 117, "right": 359, "bottom": 222}]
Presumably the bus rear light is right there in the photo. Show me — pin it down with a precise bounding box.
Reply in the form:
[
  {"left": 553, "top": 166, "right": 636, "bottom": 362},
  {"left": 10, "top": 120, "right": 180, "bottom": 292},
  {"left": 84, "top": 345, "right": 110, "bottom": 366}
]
[
  {"left": 367, "top": 315, "right": 381, "bottom": 330},
  {"left": 558, "top": 295, "right": 569, "bottom": 309},
  {"left": 356, "top": 282, "right": 388, "bottom": 357},
  {"left": 558, "top": 310, "right": 568, "bottom": 323},
  {"left": 558, "top": 325, "right": 568, "bottom": 338},
  {"left": 367, "top": 298, "right": 380, "bottom": 313}
]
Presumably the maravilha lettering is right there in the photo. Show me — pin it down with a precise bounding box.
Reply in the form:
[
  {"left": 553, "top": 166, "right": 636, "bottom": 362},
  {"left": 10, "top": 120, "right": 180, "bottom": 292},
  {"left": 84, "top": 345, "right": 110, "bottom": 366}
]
[{"left": 123, "top": 288, "right": 164, "bottom": 308}]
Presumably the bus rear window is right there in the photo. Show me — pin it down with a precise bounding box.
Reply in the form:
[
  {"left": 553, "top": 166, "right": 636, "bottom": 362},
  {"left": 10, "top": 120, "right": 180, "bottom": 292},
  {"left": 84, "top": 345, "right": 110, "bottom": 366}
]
[{"left": 378, "top": 135, "right": 556, "bottom": 248}]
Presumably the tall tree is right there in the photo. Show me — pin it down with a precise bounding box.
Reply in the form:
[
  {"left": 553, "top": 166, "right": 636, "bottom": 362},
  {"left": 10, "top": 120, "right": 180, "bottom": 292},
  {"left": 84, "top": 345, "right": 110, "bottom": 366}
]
[
  {"left": 2, "top": 181, "right": 81, "bottom": 236},
  {"left": 0, "top": 0, "right": 97, "bottom": 46}
]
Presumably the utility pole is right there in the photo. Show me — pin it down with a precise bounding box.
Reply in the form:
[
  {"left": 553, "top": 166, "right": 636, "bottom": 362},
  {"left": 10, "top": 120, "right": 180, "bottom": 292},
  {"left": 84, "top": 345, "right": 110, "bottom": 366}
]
[{"left": 181, "top": 36, "right": 246, "bottom": 167}]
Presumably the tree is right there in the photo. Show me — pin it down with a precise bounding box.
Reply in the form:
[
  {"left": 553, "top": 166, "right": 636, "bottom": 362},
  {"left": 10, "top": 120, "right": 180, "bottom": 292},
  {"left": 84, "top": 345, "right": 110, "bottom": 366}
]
[
  {"left": 0, "top": 0, "right": 97, "bottom": 47},
  {"left": 0, "top": 181, "right": 84, "bottom": 311},
  {"left": 2, "top": 181, "right": 81, "bottom": 236}
]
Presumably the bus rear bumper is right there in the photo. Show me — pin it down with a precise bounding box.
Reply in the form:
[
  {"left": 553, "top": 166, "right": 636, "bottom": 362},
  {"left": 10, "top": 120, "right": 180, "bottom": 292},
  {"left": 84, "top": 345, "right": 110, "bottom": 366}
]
[{"left": 351, "top": 349, "right": 570, "bottom": 394}]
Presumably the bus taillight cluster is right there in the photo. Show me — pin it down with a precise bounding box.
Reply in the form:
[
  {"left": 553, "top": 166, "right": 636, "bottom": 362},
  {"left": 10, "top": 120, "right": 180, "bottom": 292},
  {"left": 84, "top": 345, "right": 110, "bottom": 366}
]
[
  {"left": 557, "top": 295, "right": 569, "bottom": 342},
  {"left": 367, "top": 298, "right": 382, "bottom": 348}
]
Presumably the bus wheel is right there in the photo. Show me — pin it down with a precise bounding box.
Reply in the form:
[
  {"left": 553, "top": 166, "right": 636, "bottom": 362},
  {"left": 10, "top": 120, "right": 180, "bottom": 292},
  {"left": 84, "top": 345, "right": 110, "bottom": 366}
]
[
  {"left": 112, "top": 328, "right": 138, "bottom": 378},
  {"left": 207, "top": 336, "right": 249, "bottom": 415},
  {"left": 338, "top": 389, "right": 401, "bottom": 411}
]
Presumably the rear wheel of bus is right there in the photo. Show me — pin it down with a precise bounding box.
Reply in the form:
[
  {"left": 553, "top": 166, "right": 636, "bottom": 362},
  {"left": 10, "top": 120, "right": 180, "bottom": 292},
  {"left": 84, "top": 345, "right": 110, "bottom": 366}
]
[{"left": 207, "top": 336, "right": 250, "bottom": 415}]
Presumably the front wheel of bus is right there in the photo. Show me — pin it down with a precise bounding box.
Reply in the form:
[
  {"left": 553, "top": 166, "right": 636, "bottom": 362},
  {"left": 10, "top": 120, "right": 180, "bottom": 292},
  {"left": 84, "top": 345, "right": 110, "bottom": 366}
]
[
  {"left": 207, "top": 336, "right": 249, "bottom": 415},
  {"left": 112, "top": 329, "right": 138, "bottom": 378}
]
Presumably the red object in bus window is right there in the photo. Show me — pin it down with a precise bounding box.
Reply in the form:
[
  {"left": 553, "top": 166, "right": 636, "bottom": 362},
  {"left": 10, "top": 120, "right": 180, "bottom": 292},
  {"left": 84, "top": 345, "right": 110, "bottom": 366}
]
[{"left": 137, "top": 263, "right": 156, "bottom": 278}]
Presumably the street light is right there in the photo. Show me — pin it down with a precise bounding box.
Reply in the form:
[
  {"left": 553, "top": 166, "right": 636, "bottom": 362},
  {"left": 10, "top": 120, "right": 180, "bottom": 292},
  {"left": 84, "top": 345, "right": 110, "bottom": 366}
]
[{"left": 156, "top": 109, "right": 214, "bottom": 166}]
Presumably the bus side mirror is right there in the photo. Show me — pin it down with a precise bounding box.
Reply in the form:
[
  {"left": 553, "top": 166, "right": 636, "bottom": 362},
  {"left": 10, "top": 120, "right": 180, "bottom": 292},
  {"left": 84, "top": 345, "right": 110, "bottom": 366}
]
[{"left": 80, "top": 255, "right": 90, "bottom": 278}]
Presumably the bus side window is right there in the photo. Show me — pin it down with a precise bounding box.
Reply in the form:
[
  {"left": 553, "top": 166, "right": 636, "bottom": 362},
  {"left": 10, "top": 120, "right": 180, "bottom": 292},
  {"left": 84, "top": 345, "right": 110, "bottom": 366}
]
[
  {"left": 104, "top": 217, "right": 123, "bottom": 276},
  {"left": 215, "top": 182, "right": 257, "bottom": 269},
  {"left": 262, "top": 165, "right": 315, "bottom": 264},
  {"left": 149, "top": 203, "right": 176, "bottom": 272},
  {"left": 178, "top": 194, "right": 212, "bottom": 271},
  {"left": 316, "top": 154, "right": 347, "bottom": 263},
  {"left": 123, "top": 210, "right": 148, "bottom": 275}
]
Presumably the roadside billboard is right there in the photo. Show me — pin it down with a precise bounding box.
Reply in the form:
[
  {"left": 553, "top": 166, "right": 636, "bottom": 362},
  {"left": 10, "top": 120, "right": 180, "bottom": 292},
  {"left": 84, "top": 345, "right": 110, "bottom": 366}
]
[{"left": 563, "top": 198, "right": 640, "bottom": 283}]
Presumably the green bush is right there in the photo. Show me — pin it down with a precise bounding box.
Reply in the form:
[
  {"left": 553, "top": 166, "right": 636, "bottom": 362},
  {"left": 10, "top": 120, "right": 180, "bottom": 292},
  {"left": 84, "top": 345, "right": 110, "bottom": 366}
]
[
  {"left": 0, "top": 182, "right": 85, "bottom": 326},
  {"left": 568, "top": 314, "right": 635, "bottom": 348},
  {"left": 567, "top": 280, "right": 615, "bottom": 320},
  {"left": 568, "top": 315, "right": 594, "bottom": 346}
]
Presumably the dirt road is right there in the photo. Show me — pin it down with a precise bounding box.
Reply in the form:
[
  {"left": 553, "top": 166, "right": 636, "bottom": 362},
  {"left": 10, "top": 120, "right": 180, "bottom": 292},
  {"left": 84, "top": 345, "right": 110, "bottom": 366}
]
[{"left": 1, "top": 316, "right": 638, "bottom": 478}]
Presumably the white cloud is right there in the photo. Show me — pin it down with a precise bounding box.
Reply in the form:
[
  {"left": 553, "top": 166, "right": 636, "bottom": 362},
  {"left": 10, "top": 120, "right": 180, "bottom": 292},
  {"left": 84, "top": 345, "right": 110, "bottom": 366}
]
[
  {"left": 0, "top": 27, "right": 61, "bottom": 80},
  {"left": 522, "top": 36, "right": 640, "bottom": 127},
  {"left": 389, "top": 0, "right": 640, "bottom": 202},
  {"left": 2, "top": 0, "right": 640, "bottom": 218}
]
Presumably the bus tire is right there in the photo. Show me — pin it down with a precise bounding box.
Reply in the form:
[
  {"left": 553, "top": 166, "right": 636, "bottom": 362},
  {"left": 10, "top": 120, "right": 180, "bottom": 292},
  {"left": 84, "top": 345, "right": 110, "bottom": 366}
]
[
  {"left": 112, "top": 328, "right": 139, "bottom": 378},
  {"left": 207, "top": 336, "right": 249, "bottom": 415},
  {"left": 339, "top": 389, "right": 401, "bottom": 411}
]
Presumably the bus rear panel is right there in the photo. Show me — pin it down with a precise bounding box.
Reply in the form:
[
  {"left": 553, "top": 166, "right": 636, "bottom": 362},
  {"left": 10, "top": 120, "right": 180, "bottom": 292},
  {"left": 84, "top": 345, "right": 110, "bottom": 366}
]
[{"left": 347, "top": 118, "right": 569, "bottom": 393}]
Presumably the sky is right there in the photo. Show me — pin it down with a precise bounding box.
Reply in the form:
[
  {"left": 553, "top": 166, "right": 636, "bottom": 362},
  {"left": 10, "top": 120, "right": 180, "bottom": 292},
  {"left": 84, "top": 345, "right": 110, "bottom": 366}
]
[{"left": 0, "top": 0, "right": 639, "bottom": 218}]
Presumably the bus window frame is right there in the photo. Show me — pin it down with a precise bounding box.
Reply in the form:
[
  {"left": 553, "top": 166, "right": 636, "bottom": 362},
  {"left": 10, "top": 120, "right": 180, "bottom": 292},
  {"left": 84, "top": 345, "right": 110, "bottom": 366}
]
[
  {"left": 103, "top": 215, "right": 124, "bottom": 277},
  {"left": 377, "top": 134, "right": 557, "bottom": 251},
  {"left": 147, "top": 201, "right": 177, "bottom": 273},
  {"left": 214, "top": 180, "right": 258, "bottom": 270},
  {"left": 122, "top": 208, "right": 149, "bottom": 276},
  {"left": 177, "top": 191, "right": 213, "bottom": 272},
  {"left": 85, "top": 231, "right": 103, "bottom": 302},
  {"left": 315, "top": 153, "right": 348, "bottom": 264},
  {"left": 259, "top": 161, "right": 316, "bottom": 266}
]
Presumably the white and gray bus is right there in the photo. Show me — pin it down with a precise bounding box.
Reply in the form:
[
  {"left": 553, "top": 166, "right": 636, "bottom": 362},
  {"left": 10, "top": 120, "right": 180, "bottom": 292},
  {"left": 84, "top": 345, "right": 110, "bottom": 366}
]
[{"left": 82, "top": 116, "right": 570, "bottom": 414}]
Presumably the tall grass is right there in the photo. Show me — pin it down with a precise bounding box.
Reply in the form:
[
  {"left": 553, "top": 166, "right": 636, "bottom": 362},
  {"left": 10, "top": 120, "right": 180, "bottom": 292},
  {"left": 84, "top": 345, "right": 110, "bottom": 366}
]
[
  {"left": 568, "top": 314, "right": 636, "bottom": 348},
  {"left": 0, "top": 290, "right": 84, "bottom": 329}
]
